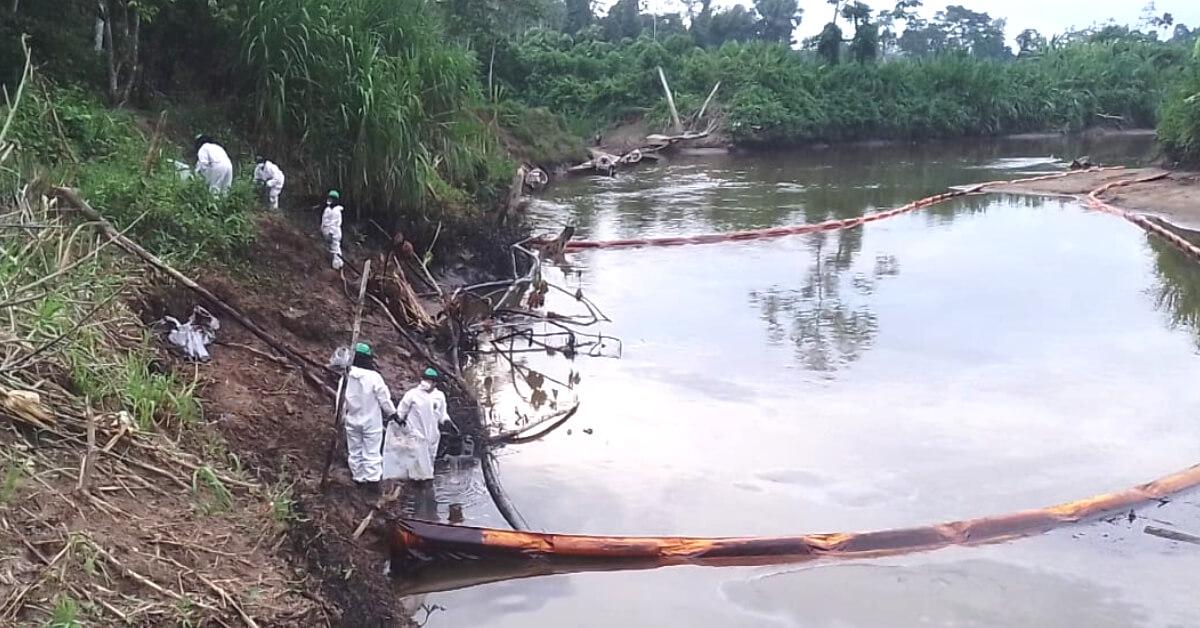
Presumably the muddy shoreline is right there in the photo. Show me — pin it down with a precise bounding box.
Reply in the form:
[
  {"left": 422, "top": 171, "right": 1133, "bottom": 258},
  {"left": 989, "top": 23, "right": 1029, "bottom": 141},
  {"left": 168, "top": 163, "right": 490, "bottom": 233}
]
[
  {"left": 991, "top": 167, "right": 1200, "bottom": 233},
  {"left": 589, "top": 118, "right": 1158, "bottom": 160}
]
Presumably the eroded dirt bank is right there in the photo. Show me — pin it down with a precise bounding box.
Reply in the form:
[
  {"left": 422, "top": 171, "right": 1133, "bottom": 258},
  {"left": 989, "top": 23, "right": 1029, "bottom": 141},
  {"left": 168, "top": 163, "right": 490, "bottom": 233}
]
[{"left": 158, "top": 215, "right": 482, "bottom": 626}]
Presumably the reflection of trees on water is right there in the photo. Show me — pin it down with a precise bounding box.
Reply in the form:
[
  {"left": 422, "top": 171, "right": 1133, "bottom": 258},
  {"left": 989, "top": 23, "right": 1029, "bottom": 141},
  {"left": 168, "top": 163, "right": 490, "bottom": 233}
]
[
  {"left": 1149, "top": 236, "right": 1200, "bottom": 348},
  {"left": 749, "top": 230, "right": 899, "bottom": 373}
]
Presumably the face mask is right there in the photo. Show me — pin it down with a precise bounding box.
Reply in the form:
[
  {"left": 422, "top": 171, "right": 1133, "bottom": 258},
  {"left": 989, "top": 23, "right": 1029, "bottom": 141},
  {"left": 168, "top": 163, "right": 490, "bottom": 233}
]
[{"left": 419, "top": 380, "right": 435, "bottom": 392}]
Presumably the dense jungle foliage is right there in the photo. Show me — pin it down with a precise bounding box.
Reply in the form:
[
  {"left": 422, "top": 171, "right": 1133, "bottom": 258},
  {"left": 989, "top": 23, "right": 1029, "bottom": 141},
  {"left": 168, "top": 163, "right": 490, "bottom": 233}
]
[{"left": 470, "top": 1, "right": 1198, "bottom": 145}]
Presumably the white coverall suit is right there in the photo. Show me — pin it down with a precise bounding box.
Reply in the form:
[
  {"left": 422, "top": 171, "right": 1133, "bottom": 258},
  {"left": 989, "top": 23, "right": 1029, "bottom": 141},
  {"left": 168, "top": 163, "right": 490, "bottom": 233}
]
[
  {"left": 320, "top": 204, "right": 344, "bottom": 269},
  {"left": 342, "top": 366, "right": 397, "bottom": 483},
  {"left": 195, "top": 142, "right": 233, "bottom": 193},
  {"left": 252, "top": 160, "right": 285, "bottom": 209},
  {"left": 397, "top": 384, "right": 451, "bottom": 473}
]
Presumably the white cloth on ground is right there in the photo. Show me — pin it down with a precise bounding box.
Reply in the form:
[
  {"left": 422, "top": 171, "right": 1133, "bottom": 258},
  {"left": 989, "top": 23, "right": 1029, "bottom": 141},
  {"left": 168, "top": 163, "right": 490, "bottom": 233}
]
[
  {"left": 341, "top": 366, "right": 397, "bottom": 483},
  {"left": 195, "top": 142, "right": 233, "bottom": 192},
  {"left": 253, "top": 160, "right": 285, "bottom": 209},
  {"left": 161, "top": 305, "right": 219, "bottom": 361}
]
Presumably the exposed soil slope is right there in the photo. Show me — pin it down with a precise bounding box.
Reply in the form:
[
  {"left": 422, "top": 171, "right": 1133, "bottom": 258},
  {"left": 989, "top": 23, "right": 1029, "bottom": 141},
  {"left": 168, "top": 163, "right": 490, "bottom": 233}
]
[
  {"left": 154, "top": 215, "right": 451, "bottom": 626},
  {"left": 993, "top": 168, "right": 1200, "bottom": 232}
]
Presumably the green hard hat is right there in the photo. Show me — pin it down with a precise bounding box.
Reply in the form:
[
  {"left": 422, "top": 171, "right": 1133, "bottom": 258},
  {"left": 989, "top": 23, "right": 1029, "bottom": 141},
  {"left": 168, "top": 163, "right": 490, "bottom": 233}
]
[
  {"left": 327, "top": 189, "right": 340, "bottom": 199},
  {"left": 422, "top": 367, "right": 440, "bottom": 379},
  {"left": 354, "top": 342, "right": 372, "bottom": 356}
]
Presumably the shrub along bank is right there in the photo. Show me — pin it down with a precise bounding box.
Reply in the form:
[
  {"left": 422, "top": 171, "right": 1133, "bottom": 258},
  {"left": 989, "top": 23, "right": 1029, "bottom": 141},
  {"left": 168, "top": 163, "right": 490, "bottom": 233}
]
[
  {"left": 1158, "top": 40, "right": 1200, "bottom": 164},
  {"left": 491, "top": 32, "right": 1193, "bottom": 146}
]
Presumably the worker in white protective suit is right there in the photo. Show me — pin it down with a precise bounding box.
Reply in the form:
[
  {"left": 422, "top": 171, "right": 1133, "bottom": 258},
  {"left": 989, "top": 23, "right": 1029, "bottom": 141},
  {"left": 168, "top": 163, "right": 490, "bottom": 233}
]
[
  {"left": 320, "top": 190, "right": 345, "bottom": 270},
  {"left": 342, "top": 343, "right": 399, "bottom": 494},
  {"left": 252, "top": 155, "right": 285, "bottom": 210},
  {"left": 384, "top": 367, "right": 457, "bottom": 483},
  {"left": 193, "top": 135, "right": 233, "bottom": 193}
]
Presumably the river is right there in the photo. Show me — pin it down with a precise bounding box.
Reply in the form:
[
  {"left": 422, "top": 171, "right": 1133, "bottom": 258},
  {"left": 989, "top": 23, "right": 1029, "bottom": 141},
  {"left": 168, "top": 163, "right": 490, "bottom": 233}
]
[{"left": 398, "top": 134, "right": 1200, "bottom": 627}]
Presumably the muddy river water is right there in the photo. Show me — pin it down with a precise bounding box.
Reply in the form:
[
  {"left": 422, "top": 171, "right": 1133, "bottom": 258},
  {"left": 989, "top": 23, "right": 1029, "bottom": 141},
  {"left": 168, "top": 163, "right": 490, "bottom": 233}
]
[{"left": 400, "top": 135, "right": 1200, "bottom": 627}]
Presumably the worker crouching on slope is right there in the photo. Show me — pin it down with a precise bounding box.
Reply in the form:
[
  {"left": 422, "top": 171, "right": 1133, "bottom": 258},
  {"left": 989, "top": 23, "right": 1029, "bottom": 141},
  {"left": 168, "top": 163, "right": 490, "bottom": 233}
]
[
  {"left": 320, "top": 190, "right": 345, "bottom": 270},
  {"left": 193, "top": 135, "right": 233, "bottom": 193},
  {"left": 383, "top": 367, "right": 458, "bottom": 483},
  {"left": 252, "top": 155, "right": 285, "bottom": 210},
  {"left": 343, "top": 343, "right": 399, "bottom": 494}
]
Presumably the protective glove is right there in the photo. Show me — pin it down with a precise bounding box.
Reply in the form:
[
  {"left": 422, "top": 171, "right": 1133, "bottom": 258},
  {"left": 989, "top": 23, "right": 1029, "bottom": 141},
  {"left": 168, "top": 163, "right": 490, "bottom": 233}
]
[{"left": 385, "top": 413, "right": 404, "bottom": 428}]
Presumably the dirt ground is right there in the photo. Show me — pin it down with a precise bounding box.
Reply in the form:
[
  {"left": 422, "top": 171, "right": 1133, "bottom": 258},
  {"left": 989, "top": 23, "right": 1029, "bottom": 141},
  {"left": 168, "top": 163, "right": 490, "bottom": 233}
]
[
  {"left": 163, "top": 215, "right": 467, "bottom": 626},
  {"left": 991, "top": 168, "right": 1200, "bottom": 232}
]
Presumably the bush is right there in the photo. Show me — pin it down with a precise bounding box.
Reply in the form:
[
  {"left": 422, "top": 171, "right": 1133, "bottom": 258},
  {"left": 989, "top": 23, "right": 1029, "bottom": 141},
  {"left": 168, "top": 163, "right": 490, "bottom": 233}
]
[
  {"left": 5, "top": 80, "right": 257, "bottom": 262},
  {"left": 495, "top": 34, "right": 1191, "bottom": 145},
  {"left": 1158, "top": 42, "right": 1200, "bottom": 163},
  {"left": 83, "top": 163, "right": 257, "bottom": 263}
]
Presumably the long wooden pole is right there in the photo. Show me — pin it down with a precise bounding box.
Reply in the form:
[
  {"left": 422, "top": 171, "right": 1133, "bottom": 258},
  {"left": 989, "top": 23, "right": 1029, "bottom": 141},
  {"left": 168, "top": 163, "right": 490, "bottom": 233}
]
[
  {"left": 656, "top": 66, "right": 684, "bottom": 134},
  {"left": 320, "top": 260, "right": 371, "bottom": 489}
]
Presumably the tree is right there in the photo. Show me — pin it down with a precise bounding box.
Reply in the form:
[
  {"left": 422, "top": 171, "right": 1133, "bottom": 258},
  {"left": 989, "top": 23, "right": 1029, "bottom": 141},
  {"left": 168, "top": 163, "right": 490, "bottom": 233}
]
[
  {"left": 707, "top": 4, "right": 758, "bottom": 46},
  {"left": 689, "top": 0, "right": 714, "bottom": 45},
  {"left": 1015, "top": 28, "right": 1046, "bottom": 57},
  {"left": 817, "top": 21, "right": 842, "bottom": 64},
  {"left": 602, "top": 0, "right": 642, "bottom": 41},
  {"left": 935, "top": 5, "right": 1010, "bottom": 59},
  {"left": 564, "top": 0, "right": 593, "bottom": 34},
  {"left": 841, "top": 2, "right": 876, "bottom": 62},
  {"left": 642, "top": 11, "right": 686, "bottom": 40},
  {"left": 444, "top": 0, "right": 559, "bottom": 46},
  {"left": 896, "top": 16, "right": 946, "bottom": 57},
  {"left": 1170, "top": 24, "right": 1195, "bottom": 46},
  {"left": 754, "top": 0, "right": 802, "bottom": 45}
]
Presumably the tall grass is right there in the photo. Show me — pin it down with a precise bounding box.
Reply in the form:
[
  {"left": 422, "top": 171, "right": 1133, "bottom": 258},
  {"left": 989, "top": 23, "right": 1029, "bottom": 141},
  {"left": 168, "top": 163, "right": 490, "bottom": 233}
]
[
  {"left": 2, "top": 62, "right": 207, "bottom": 438},
  {"left": 239, "top": 0, "right": 509, "bottom": 223}
]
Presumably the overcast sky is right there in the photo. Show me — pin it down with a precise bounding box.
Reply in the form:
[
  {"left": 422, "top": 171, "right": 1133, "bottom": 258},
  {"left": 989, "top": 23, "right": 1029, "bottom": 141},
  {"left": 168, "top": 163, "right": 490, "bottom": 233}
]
[{"left": 604, "top": 1, "right": 1200, "bottom": 44}]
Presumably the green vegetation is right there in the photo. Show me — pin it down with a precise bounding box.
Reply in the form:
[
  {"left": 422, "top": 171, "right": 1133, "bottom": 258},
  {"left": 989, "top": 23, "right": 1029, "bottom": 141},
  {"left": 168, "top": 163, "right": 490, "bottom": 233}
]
[
  {"left": 1158, "top": 40, "right": 1200, "bottom": 163},
  {"left": 5, "top": 78, "right": 257, "bottom": 263},
  {"left": 44, "top": 595, "right": 83, "bottom": 628},
  {"left": 192, "top": 465, "right": 234, "bottom": 514},
  {"left": 239, "top": 0, "right": 509, "bottom": 223},
  {"left": 493, "top": 32, "right": 1191, "bottom": 145}
]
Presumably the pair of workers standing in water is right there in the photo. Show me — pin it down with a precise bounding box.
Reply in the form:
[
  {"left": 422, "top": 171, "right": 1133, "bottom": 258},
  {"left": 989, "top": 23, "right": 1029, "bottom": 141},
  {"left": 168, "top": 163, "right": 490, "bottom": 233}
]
[{"left": 342, "top": 343, "right": 458, "bottom": 495}]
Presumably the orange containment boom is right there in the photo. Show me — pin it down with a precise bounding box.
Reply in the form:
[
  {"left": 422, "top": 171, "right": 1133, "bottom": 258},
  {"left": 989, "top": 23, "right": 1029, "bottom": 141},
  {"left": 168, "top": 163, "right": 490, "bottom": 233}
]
[
  {"left": 556, "top": 168, "right": 1123, "bottom": 251},
  {"left": 394, "top": 462, "right": 1200, "bottom": 566}
]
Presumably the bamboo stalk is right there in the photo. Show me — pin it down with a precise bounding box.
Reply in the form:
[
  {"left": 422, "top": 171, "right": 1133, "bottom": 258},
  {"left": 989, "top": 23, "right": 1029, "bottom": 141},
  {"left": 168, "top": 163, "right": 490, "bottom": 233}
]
[
  {"left": 692, "top": 81, "right": 721, "bottom": 131},
  {"left": 656, "top": 66, "right": 684, "bottom": 134}
]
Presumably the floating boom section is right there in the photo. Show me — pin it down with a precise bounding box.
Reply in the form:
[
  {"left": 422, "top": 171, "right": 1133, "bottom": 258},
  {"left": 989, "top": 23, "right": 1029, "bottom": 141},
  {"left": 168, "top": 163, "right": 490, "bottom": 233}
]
[{"left": 394, "top": 462, "right": 1200, "bottom": 563}]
